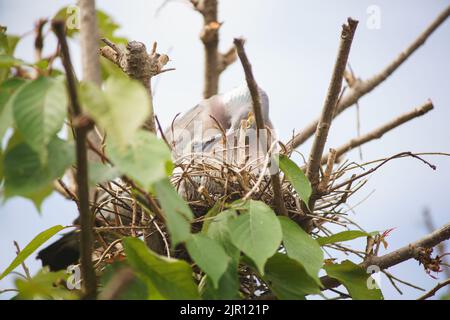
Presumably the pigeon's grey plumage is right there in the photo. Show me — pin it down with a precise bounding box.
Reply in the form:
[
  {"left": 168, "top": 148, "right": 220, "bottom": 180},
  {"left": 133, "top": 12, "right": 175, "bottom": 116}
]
[{"left": 165, "top": 84, "right": 274, "bottom": 158}]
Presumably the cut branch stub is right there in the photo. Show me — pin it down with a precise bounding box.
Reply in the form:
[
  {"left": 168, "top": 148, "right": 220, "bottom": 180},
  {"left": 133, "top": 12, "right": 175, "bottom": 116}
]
[
  {"left": 100, "top": 39, "right": 170, "bottom": 90},
  {"left": 99, "top": 39, "right": 171, "bottom": 133}
]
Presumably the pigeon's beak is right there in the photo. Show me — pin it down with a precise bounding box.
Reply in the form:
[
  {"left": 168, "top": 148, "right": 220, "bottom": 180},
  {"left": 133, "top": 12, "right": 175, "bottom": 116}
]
[{"left": 246, "top": 111, "right": 255, "bottom": 129}]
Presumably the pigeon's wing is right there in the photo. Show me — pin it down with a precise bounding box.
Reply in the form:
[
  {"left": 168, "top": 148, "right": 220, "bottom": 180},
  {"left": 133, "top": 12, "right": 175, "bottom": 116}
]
[
  {"left": 164, "top": 103, "right": 202, "bottom": 145},
  {"left": 165, "top": 95, "right": 230, "bottom": 156}
]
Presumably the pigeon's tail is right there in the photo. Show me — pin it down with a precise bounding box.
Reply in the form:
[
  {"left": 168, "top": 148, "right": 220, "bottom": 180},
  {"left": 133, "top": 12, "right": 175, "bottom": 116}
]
[{"left": 36, "top": 231, "right": 80, "bottom": 272}]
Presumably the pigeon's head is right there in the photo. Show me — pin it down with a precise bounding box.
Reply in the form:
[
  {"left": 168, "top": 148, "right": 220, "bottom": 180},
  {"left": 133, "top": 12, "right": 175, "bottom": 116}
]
[{"left": 222, "top": 83, "right": 270, "bottom": 130}]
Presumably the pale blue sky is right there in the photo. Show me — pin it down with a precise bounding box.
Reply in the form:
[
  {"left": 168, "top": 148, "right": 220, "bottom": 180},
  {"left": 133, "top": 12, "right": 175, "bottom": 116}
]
[{"left": 0, "top": 0, "right": 449, "bottom": 300}]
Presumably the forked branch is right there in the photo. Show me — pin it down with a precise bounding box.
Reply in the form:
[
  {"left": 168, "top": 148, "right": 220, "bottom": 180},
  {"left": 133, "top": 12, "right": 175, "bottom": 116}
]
[
  {"left": 287, "top": 5, "right": 450, "bottom": 150},
  {"left": 191, "top": 0, "right": 237, "bottom": 98}
]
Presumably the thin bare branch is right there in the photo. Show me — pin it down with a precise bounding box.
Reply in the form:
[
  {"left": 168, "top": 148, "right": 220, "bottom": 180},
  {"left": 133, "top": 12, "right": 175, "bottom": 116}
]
[
  {"left": 321, "top": 100, "right": 434, "bottom": 165},
  {"left": 321, "top": 222, "right": 450, "bottom": 291},
  {"left": 417, "top": 278, "right": 450, "bottom": 300},
  {"left": 13, "top": 241, "right": 31, "bottom": 280},
  {"left": 234, "top": 37, "right": 287, "bottom": 216},
  {"left": 52, "top": 20, "right": 97, "bottom": 299},
  {"left": 306, "top": 18, "right": 358, "bottom": 192},
  {"left": 287, "top": 5, "right": 450, "bottom": 150},
  {"left": 233, "top": 38, "right": 264, "bottom": 131}
]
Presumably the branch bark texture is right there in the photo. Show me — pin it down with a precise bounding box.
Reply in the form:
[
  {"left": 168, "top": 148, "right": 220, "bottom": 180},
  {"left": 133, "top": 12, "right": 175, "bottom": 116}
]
[
  {"left": 53, "top": 20, "right": 97, "bottom": 299},
  {"left": 192, "top": 0, "right": 236, "bottom": 98},
  {"left": 234, "top": 38, "right": 287, "bottom": 216},
  {"left": 306, "top": 18, "right": 358, "bottom": 191},
  {"left": 99, "top": 39, "right": 170, "bottom": 133}
]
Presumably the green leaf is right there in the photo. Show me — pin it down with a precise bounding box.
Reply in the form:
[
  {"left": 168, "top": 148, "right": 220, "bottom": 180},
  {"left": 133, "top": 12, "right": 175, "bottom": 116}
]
[
  {"left": 206, "top": 209, "right": 240, "bottom": 262},
  {"left": 0, "top": 78, "right": 27, "bottom": 139},
  {"left": 80, "top": 77, "right": 150, "bottom": 150},
  {"left": 100, "top": 56, "right": 126, "bottom": 80},
  {"left": 0, "top": 27, "right": 21, "bottom": 82},
  {"left": 200, "top": 262, "right": 240, "bottom": 300},
  {"left": 201, "top": 209, "right": 240, "bottom": 299},
  {"left": 53, "top": 8, "right": 128, "bottom": 45},
  {"left": 186, "top": 234, "right": 230, "bottom": 289},
  {"left": 53, "top": 6, "right": 79, "bottom": 38},
  {"left": 153, "top": 177, "right": 193, "bottom": 246},
  {"left": 88, "top": 162, "right": 120, "bottom": 186},
  {"left": 228, "top": 200, "right": 282, "bottom": 275},
  {"left": 277, "top": 154, "right": 311, "bottom": 206},
  {"left": 0, "top": 54, "right": 27, "bottom": 68},
  {"left": 6, "top": 35, "right": 20, "bottom": 56},
  {"left": 96, "top": 10, "right": 128, "bottom": 45},
  {"left": 107, "top": 130, "right": 173, "bottom": 191},
  {"left": 0, "top": 26, "right": 9, "bottom": 54},
  {"left": 279, "top": 216, "right": 323, "bottom": 286},
  {"left": 100, "top": 262, "right": 148, "bottom": 300},
  {"left": 15, "top": 268, "right": 78, "bottom": 300},
  {"left": 323, "top": 260, "right": 383, "bottom": 300},
  {"left": 3, "top": 137, "right": 75, "bottom": 201},
  {"left": 317, "top": 230, "right": 375, "bottom": 246},
  {"left": 264, "top": 253, "right": 321, "bottom": 299},
  {"left": 0, "top": 148, "right": 3, "bottom": 182},
  {"left": 201, "top": 201, "right": 224, "bottom": 233},
  {"left": 26, "top": 184, "right": 54, "bottom": 212},
  {"left": 123, "top": 237, "right": 199, "bottom": 300},
  {"left": 12, "top": 76, "right": 67, "bottom": 162},
  {"left": 0, "top": 225, "right": 65, "bottom": 280}
]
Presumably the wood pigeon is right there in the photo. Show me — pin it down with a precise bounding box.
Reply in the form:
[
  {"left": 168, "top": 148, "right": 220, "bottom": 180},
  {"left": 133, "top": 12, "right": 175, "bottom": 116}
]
[{"left": 165, "top": 83, "right": 275, "bottom": 158}]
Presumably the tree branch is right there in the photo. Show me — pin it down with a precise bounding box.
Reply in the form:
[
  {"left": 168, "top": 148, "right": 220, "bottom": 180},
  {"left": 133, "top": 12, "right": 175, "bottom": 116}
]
[
  {"left": 417, "top": 278, "right": 450, "bottom": 300},
  {"left": 193, "top": 0, "right": 219, "bottom": 98},
  {"left": 78, "top": 0, "right": 103, "bottom": 164},
  {"left": 191, "top": 0, "right": 235, "bottom": 98},
  {"left": 99, "top": 39, "right": 170, "bottom": 133},
  {"left": 423, "top": 208, "right": 450, "bottom": 280},
  {"left": 287, "top": 5, "right": 450, "bottom": 150},
  {"left": 321, "top": 222, "right": 450, "bottom": 291},
  {"left": 217, "top": 45, "right": 237, "bottom": 74},
  {"left": 306, "top": 18, "right": 358, "bottom": 192},
  {"left": 321, "top": 100, "right": 434, "bottom": 165},
  {"left": 79, "top": 0, "right": 101, "bottom": 86},
  {"left": 233, "top": 38, "right": 265, "bottom": 131},
  {"left": 52, "top": 20, "right": 97, "bottom": 299},
  {"left": 234, "top": 38, "right": 287, "bottom": 216}
]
